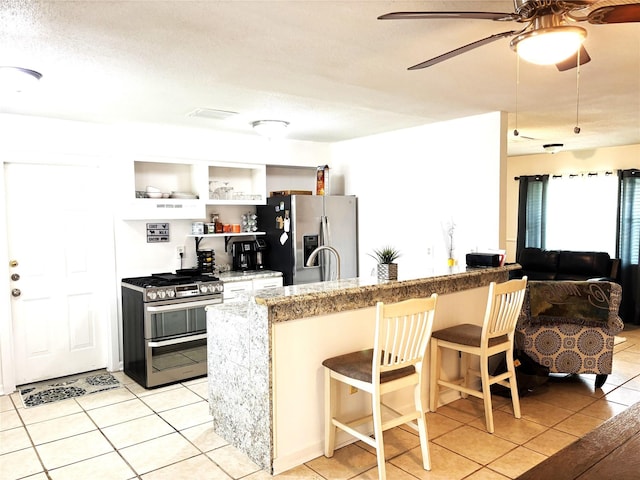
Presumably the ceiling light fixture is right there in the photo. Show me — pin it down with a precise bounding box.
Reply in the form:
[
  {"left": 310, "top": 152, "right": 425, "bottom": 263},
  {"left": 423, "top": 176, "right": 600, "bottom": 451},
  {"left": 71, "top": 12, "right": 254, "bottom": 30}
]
[
  {"left": 251, "top": 120, "right": 289, "bottom": 139},
  {"left": 543, "top": 143, "right": 564, "bottom": 154},
  {"left": 510, "top": 16, "right": 587, "bottom": 65},
  {"left": 0, "top": 66, "right": 43, "bottom": 92}
]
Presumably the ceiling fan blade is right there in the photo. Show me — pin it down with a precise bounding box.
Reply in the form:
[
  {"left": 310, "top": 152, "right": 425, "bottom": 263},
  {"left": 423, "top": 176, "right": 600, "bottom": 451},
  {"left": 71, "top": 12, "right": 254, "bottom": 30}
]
[
  {"left": 587, "top": 3, "right": 640, "bottom": 24},
  {"left": 555, "top": 45, "right": 592, "bottom": 71},
  {"left": 408, "top": 30, "right": 517, "bottom": 70},
  {"left": 378, "top": 11, "right": 520, "bottom": 22}
]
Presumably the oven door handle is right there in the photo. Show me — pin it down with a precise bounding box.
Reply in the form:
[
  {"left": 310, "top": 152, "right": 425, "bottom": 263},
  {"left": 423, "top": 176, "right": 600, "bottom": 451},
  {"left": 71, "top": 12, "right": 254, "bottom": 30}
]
[
  {"left": 146, "top": 298, "right": 220, "bottom": 313},
  {"left": 148, "top": 333, "right": 207, "bottom": 348}
]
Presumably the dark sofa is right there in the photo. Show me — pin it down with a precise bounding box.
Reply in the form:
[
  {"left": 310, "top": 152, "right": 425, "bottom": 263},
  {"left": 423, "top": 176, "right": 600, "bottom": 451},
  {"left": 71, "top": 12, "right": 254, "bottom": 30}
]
[{"left": 512, "top": 248, "right": 619, "bottom": 282}]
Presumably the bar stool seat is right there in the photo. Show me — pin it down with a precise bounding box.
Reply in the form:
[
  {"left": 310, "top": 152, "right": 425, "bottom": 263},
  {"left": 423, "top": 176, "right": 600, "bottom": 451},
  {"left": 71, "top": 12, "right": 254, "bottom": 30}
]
[
  {"left": 322, "top": 349, "right": 416, "bottom": 383},
  {"left": 431, "top": 324, "right": 508, "bottom": 348}
]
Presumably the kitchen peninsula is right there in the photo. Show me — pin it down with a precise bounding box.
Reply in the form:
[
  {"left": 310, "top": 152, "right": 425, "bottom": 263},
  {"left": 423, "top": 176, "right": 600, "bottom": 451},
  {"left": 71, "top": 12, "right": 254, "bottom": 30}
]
[{"left": 206, "top": 265, "right": 519, "bottom": 474}]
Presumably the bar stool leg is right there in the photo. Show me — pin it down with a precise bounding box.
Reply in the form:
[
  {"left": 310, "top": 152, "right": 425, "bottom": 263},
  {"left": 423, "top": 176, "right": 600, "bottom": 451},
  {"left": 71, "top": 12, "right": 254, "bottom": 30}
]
[
  {"left": 414, "top": 384, "right": 431, "bottom": 470},
  {"left": 480, "top": 356, "right": 494, "bottom": 433},
  {"left": 429, "top": 340, "right": 440, "bottom": 412},
  {"left": 324, "top": 369, "right": 337, "bottom": 457},
  {"left": 371, "top": 390, "right": 387, "bottom": 480}
]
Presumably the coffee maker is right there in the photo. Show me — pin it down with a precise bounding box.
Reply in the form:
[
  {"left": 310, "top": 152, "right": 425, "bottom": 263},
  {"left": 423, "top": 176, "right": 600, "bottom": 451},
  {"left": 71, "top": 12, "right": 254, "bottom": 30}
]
[{"left": 232, "top": 241, "right": 256, "bottom": 271}]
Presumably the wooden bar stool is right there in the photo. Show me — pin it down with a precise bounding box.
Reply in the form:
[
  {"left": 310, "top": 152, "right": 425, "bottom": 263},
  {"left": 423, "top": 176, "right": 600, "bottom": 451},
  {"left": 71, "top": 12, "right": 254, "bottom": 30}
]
[
  {"left": 322, "top": 294, "right": 438, "bottom": 480},
  {"left": 429, "top": 278, "right": 527, "bottom": 433}
]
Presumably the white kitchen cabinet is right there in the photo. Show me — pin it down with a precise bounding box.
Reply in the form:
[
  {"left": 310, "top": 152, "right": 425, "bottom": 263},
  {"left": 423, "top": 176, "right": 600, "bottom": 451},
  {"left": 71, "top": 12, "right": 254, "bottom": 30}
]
[
  {"left": 222, "top": 280, "right": 254, "bottom": 301},
  {"left": 207, "top": 162, "right": 266, "bottom": 206},
  {"left": 221, "top": 273, "right": 283, "bottom": 301},
  {"left": 252, "top": 276, "right": 283, "bottom": 291},
  {"left": 133, "top": 160, "right": 202, "bottom": 197},
  {"left": 118, "top": 159, "right": 267, "bottom": 220},
  {"left": 118, "top": 159, "right": 206, "bottom": 219}
]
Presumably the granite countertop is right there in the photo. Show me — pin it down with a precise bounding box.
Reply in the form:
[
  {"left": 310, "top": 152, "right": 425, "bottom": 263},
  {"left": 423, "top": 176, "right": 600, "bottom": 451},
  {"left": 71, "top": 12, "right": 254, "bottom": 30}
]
[
  {"left": 252, "top": 264, "right": 521, "bottom": 323},
  {"left": 218, "top": 270, "right": 283, "bottom": 282}
]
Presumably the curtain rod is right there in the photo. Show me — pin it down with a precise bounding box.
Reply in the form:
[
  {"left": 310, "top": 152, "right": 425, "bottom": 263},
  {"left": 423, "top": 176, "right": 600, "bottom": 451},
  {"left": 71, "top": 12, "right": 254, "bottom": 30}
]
[{"left": 514, "top": 171, "right": 614, "bottom": 181}]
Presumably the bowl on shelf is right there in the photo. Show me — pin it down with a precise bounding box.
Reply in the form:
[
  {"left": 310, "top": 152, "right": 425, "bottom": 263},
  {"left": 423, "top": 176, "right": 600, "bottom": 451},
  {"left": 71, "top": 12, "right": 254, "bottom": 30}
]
[
  {"left": 146, "top": 186, "right": 161, "bottom": 193},
  {"left": 146, "top": 192, "right": 163, "bottom": 199}
]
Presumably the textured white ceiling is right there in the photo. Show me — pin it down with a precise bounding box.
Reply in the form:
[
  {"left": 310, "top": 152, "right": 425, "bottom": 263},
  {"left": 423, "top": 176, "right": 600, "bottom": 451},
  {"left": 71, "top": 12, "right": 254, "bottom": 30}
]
[{"left": 1, "top": 1, "right": 638, "bottom": 156}]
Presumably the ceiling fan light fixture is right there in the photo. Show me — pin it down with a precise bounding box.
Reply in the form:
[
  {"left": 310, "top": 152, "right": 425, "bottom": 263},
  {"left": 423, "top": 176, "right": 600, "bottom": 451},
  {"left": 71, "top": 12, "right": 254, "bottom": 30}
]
[
  {"left": 0, "top": 66, "right": 43, "bottom": 93},
  {"left": 511, "top": 25, "right": 587, "bottom": 65},
  {"left": 251, "top": 120, "right": 289, "bottom": 139}
]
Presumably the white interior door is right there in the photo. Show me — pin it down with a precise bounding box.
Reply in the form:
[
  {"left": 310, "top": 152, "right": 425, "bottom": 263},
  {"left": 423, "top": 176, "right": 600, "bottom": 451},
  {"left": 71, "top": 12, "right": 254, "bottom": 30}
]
[{"left": 5, "top": 163, "right": 109, "bottom": 385}]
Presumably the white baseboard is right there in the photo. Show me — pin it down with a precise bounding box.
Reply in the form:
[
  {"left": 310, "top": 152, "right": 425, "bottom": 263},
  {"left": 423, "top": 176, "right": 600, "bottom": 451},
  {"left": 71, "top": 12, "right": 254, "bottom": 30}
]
[{"left": 273, "top": 432, "right": 359, "bottom": 475}]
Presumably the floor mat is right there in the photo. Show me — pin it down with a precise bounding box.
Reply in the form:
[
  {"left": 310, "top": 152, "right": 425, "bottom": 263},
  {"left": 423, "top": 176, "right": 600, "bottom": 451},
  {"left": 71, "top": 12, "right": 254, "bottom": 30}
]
[{"left": 19, "top": 371, "right": 122, "bottom": 408}]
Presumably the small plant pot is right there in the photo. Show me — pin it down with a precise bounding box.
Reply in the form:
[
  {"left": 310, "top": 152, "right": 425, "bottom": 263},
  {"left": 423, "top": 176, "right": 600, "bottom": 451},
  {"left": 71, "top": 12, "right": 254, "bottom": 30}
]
[{"left": 377, "top": 263, "right": 398, "bottom": 281}]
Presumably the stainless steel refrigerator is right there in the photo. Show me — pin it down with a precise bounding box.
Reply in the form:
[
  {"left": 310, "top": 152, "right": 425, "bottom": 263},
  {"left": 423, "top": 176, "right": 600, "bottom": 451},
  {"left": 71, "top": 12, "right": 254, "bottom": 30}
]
[{"left": 257, "top": 195, "right": 358, "bottom": 285}]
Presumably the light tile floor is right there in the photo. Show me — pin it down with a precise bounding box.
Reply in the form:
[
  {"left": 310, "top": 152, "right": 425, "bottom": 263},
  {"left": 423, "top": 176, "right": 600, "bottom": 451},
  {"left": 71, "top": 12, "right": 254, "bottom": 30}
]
[{"left": 1, "top": 325, "right": 639, "bottom": 480}]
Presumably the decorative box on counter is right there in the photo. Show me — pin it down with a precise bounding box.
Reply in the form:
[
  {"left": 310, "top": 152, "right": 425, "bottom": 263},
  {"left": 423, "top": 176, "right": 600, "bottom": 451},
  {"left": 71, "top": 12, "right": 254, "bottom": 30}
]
[{"left": 466, "top": 252, "right": 502, "bottom": 268}]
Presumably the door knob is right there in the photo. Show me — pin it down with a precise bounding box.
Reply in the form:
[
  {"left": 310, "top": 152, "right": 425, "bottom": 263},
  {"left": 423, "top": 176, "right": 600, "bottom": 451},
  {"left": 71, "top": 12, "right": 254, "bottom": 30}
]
[
  {"left": 9, "top": 260, "right": 18, "bottom": 268},
  {"left": 11, "top": 273, "right": 20, "bottom": 281},
  {"left": 11, "top": 288, "right": 21, "bottom": 297}
]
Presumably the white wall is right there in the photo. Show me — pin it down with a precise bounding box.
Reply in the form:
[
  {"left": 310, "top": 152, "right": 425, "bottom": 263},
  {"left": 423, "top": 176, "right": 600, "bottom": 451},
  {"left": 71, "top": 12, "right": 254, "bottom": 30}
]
[
  {"left": 505, "top": 144, "right": 640, "bottom": 262},
  {"left": 331, "top": 111, "right": 507, "bottom": 280}
]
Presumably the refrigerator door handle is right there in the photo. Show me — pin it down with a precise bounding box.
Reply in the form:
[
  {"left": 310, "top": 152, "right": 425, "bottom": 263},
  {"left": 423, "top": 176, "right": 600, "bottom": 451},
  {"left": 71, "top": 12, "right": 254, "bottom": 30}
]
[
  {"left": 320, "top": 215, "right": 331, "bottom": 281},
  {"left": 322, "top": 215, "right": 331, "bottom": 245}
]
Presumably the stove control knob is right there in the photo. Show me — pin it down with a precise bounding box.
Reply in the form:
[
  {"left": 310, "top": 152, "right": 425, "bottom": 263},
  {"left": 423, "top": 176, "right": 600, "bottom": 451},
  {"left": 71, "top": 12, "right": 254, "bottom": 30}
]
[
  {"left": 217, "top": 284, "right": 224, "bottom": 293},
  {"left": 148, "top": 291, "right": 157, "bottom": 300},
  {"left": 200, "top": 285, "right": 209, "bottom": 294},
  {"left": 157, "top": 290, "right": 166, "bottom": 299},
  {"left": 167, "top": 289, "right": 176, "bottom": 298}
]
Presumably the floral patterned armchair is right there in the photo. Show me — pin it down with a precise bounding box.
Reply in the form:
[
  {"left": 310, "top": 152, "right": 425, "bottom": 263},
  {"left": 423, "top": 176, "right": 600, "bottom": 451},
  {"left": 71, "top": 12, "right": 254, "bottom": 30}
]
[{"left": 515, "top": 281, "right": 624, "bottom": 388}]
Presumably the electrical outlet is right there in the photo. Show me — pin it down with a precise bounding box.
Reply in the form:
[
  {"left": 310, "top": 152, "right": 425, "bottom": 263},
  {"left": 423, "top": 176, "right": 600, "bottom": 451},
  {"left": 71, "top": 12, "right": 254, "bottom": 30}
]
[
  {"left": 350, "top": 386, "right": 358, "bottom": 395},
  {"left": 176, "top": 245, "right": 185, "bottom": 258}
]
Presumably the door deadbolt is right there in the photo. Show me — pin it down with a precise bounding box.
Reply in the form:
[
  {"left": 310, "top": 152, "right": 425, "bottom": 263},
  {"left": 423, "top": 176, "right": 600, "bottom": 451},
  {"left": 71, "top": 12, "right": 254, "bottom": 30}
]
[
  {"left": 11, "top": 273, "right": 20, "bottom": 281},
  {"left": 9, "top": 260, "right": 18, "bottom": 268},
  {"left": 11, "top": 288, "right": 21, "bottom": 297}
]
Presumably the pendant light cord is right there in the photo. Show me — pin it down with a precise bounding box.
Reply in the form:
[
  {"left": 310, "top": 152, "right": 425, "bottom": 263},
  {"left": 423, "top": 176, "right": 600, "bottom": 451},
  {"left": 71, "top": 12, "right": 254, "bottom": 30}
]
[
  {"left": 514, "top": 54, "right": 520, "bottom": 136},
  {"left": 575, "top": 48, "right": 581, "bottom": 134}
]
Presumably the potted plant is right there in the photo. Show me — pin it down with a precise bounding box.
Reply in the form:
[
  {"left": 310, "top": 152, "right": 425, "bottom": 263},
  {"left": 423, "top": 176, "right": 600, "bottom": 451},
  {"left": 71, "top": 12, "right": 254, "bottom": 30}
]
[{"left": 369, "top": 245, "right": 401, "bottom": 281}]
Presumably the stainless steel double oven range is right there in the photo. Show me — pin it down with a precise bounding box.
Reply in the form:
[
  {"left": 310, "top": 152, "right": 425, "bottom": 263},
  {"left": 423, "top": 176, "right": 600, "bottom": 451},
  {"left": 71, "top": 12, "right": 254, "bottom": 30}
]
[{"left": 121, "top": 272, "right": 224, "bottom": 388}]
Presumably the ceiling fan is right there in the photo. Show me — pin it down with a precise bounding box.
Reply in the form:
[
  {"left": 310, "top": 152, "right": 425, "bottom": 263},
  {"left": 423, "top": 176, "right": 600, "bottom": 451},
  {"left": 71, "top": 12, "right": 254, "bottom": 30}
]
[{"left": 379, "top": 1, "right": 640, "bottom": 71}]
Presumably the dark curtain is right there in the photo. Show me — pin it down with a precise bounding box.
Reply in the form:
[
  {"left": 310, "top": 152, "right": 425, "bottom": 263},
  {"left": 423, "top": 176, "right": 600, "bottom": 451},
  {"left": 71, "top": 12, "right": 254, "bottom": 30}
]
[
  {"left": 516, "top": 175, "right": 549, "bottom": 262},
  {"left": 617, "top": 169, "right": 640, "bottom": 324}
]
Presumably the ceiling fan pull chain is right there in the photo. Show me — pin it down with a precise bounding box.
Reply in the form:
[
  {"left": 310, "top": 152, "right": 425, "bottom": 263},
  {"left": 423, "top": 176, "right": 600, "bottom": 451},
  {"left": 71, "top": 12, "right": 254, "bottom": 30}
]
[
  {"left": 514, "top": 55, "right": 520, "bottom": 137},
  {"left": 574, "top": 47, "right": 581, "bottom": 134}
]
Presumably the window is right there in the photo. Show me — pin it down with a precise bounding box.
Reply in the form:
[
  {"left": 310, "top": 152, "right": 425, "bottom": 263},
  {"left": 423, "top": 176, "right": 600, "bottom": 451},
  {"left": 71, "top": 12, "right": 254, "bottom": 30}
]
[
  {"left": 619, "top": 170, "right": 640, "bottom": 265},
  {"left": 545, "top": 173, "right": 618, "bottom": 256}
]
